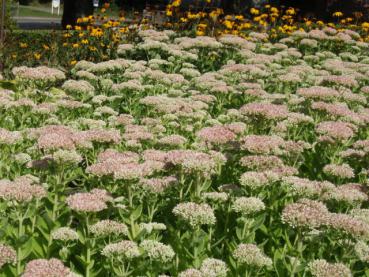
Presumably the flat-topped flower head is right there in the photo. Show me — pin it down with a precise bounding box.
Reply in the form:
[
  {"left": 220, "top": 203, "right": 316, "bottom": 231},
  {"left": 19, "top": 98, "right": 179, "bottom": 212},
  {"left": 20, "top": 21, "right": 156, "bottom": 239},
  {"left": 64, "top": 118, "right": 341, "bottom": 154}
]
[
  {"left": 241, "top": 135, "right": 285, "bottom": 155},
  {"left": 202, "top": 192, "right": 229, "bottom": 203},
  {"left": 233, "top": 243, "right": 272, "bottom": 268},
  {"left": 179, "top": 269, "right": 203, "bottom": 277},
  {"left": 200, "top": 258, "right": 228, "bottom": 277},
  {"left": 0, "top": 176, "right": 46, "bottom": 202},
  {"left": 12, "top": 66, "right": 66, "bottom": 83},
  {"left": 66, "top": 189, "right": 112, "bottom": 213},
  {"left": 240, "top": 102, "right": 289, "bottom": 120},
  {"left": 240, "top": 171, "right": 278, "bottom": 189},
  {"left": 101, "top": 240, "right": 140, "bottom": 259},
  {"left": 139, "top": 222, "right": 167, "bottom": 234},
  {"left": 196, "top": 126, "right": 236, "bottom": 144},
  {"left": 282, "top": 176, "right": 335, "bottom": 198},
  {"left": 173, "top": 202, "right": 216, "bottom": 228},
  {"left": 309, "top": 259, "right": 352, "bottom": 277},
  {"left": 323, "top": 163, "right": 355, "bottom": 179},
  {"left": 0, "top": 128, "right": 22, "bottom": 145},
  {"left": 22, "top": 258, "right": 72, "bottom": 277},
  {"left": 52, "top": 149, "right": 83, "bottom": 165},
  {"left": 316, "top": 121, "right": 356, "bottom": 141},
  {"left": 232, "top": 197, "right": 265, "bottom": 216},
  {"left": 297, "top": 86, "right": 339, "bottom": 100},
  {"left": 140, "top": 240, "right": 175, "bottom": 263},
  {"left": 139, "top": 176, "right": 178, "bottom": 194},
  {"left": 89, "top": 220, "right": 128, "bottom": 237},
  {"left": 327, "top": 213, "right": 369, "bottom": 239},
  {"left": 51, "top": 227, "right": 79, "bottom": 242},
  {"left": 281, "top": 199, "right": 330, "bottom": 229},
  {"left": 354, "top": 241, "right": 369, "bottom": 263},
  {"left": 62, "top": 79, "right": 95, "bottom": 96},
  {"left": 0, "top": 244, "right": 16, "bottom": 268}
]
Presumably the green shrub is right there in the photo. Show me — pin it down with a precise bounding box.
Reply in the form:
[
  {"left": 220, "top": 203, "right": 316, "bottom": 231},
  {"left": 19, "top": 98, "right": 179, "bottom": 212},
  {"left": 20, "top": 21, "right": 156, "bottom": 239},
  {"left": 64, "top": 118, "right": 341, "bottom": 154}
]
[
  {"left": 5, "top": 0, "right": 17, "bottom": 30},
  {"left": 2, "top": 30, "right": 65, "bottom": 77}
]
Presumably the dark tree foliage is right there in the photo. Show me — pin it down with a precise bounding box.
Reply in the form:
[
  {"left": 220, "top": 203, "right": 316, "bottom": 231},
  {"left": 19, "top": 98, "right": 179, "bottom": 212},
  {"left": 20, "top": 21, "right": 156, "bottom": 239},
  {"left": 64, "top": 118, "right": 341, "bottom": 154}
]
[{"left": 61, "top": 0, "right": 94, "bottom": 29}]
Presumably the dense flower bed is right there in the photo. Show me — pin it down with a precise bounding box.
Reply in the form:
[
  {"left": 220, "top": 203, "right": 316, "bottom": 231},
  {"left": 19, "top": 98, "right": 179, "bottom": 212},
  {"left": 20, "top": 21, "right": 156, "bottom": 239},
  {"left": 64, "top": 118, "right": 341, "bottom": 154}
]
[
  {"left": 1, "top": 27, "right": 369, "bottom": 276},
  {"left": 2, "top": 3, "right": 369, "bottom": 76}
]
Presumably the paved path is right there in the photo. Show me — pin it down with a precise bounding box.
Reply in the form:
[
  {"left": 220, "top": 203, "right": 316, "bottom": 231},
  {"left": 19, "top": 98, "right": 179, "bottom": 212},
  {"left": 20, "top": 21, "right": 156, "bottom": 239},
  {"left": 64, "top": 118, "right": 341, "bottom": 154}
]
[{"left": 14, "top": 17, "right": 61, "bottom": 29}]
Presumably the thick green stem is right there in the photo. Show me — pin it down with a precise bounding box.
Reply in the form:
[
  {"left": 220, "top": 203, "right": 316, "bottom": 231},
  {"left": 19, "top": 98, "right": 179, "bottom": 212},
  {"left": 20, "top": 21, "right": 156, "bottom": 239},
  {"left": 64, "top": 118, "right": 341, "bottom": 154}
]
[
  {"left": 16, "top": 215, "right": 24, "bottom": 275},
  {"left": 52, "top": 193, "right": 58, "bottom": 222},
  {"left": 127, "top": 186, "right": 133, "bottom": 208},
  {"left": 31, "top": 200, "right": 39, "bottom": 233},
  {"left": 85, "top": 215, "right": 91, "bottom": 277}
]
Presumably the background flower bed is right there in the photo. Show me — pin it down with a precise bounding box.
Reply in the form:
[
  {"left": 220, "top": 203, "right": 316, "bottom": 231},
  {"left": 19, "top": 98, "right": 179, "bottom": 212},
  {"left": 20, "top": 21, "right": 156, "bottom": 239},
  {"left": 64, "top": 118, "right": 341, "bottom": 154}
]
[{"left": 2, "top": 3, "right": 369, "bottom": 79}]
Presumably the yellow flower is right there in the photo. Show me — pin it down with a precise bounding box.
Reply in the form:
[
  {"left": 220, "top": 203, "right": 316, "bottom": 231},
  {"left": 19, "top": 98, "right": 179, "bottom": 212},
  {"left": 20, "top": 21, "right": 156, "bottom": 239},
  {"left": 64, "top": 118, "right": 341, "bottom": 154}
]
[
  {"left": 166, "top": 10, "right": 173, "bottom": 17},
  {"left": 89, "top": 46, "right": 97, "bottom": 51},
  {"left": 72, "top": 43, "right": 79, "bottom": 48},
  {"left": 63, "top": 43, "right": 68, "bottom": 47},
  {"left": 75, "top": 25, "right": 82, "bottom": 31},
  {"left": 101, "top": 8, "right": 106, "bottom": 13},
  {"left": 90, "top": 28, "right": 103, "bottom": 37},
  {"left": 270, "top": 13, "right": 279, "bottom": 18},
  {"left": 12, "top": 54, "right": 17, "bottom": 59},
  {"left": 317, "top": 20, "right": 324, "bottom": 26},
  {"left": 240, "top": 22, "right": 251, "bottom": 29},
  {"left": 286, "top": 8, "right": 296, "bottom": 15},
  {"left": 34, "top": 53, "right": 41, "bottom": 60},
  {"left": 196, "top": 30, "right": 205, "bottom": 36},
  {"left": 70, "top": 60, "right": 77, "bottom": 65},
  {"left": 187, "top": 12, "right": 200, "bottom": 19},
  {"left": 43, "top": 44, "right": 50, "bottom": 50},
  {"left": 261, "top": 13, "right": 268, "bottom": 19},
  {"left": 223, "top": 20, "right": 233, "bottom": 29},
  {"left": 66, "top": 24, "right": 72, "bottom": 29},
  {"left": 333, "top": 11, "right": 343, "bottom": 17},
  {"left": 172, "top": 0, "right": 181, "bottom": 7},
  {"left": 79, "top": 32, "right": 84, "bottom": 38},
  {"left": 250, "top": 8, "right": 259, "bottom": 15},
  {"left": 20, "top": 42, "right": 28, "bottom": 48},
  {"left": 235, "top": 15, "right": 244, "bottom": 20},
  {"left": 270, "top": 7, "right": 278, "bottom": 13},
  {"left": 81, "top": 39, "right": 89, "bottom": 44}
]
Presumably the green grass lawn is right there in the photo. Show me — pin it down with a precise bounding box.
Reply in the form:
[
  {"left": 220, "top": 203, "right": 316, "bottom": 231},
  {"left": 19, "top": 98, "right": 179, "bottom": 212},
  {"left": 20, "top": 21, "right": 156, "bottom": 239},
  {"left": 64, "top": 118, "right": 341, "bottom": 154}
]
[{"left": 12, "top": 5, "right": 62, "bottom": 18}]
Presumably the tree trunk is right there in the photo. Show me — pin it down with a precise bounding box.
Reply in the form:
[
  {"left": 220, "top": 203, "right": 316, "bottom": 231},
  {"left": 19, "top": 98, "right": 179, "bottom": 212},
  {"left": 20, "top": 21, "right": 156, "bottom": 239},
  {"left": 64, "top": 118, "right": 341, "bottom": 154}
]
[
  {"left": 315, "top": 0, "right": 328, "bottom": 19},
  {"left": 62, "top": 0, "right": 94, "bottom": 29},
  {"left": 220, "top": 0, "right": 235, "bottom": 13}
]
